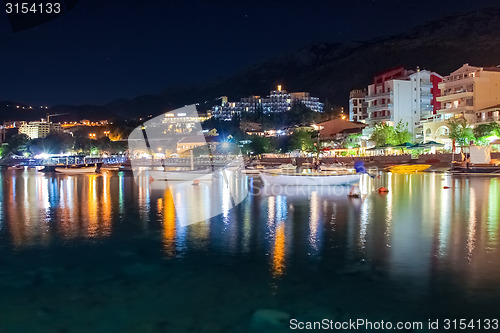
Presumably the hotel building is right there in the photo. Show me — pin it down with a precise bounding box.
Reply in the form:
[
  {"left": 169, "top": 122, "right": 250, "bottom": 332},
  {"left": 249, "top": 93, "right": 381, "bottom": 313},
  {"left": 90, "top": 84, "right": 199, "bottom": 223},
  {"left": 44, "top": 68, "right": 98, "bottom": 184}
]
[
  {"left": 18, "top": 120, "right": 62, "bottom": 139},
  {"left": 212, "top": 86, "right": 323, "bottom": 121},
  {"left": 160, "top": 110, "right": 211, "bottom": 134},
  {"left": 422, "top": 63, "right": 500, "bottom": 143}
]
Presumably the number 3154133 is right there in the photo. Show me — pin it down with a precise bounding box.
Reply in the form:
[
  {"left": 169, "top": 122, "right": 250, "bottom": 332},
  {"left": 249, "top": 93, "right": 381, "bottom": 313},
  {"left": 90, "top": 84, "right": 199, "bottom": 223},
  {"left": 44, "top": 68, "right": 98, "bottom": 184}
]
[{"left": 6, "top": 2, "right": 61, "bottom": 14}]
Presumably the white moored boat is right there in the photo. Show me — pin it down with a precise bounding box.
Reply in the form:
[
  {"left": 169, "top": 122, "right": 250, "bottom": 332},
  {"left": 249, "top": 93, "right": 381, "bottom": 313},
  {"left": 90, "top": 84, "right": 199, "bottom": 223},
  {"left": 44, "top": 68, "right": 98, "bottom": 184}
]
[
  {"left": 149, "top": 170, "right": 213, "bottom": 182},
  {"left": 260, "top": 170, "right": 360, "bottom": 186},
  {"left": 55, "top": 165, "right": 99, "bottom": 174}
]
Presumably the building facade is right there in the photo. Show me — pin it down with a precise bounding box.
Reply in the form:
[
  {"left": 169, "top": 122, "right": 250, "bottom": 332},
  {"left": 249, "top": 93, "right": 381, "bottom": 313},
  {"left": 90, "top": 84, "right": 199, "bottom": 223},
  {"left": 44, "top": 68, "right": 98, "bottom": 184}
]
[
  {"left": 318, "top": 118, "right": 366, "bottom": 142},
  {"left": 349, "top": 89, "right": 368, "bottom": 123},
  {"left": 364, "top": 67, "right": 442, "bottom": 140},
  {"left": 160, "top": 111, "right": 211, "bottom": 134},
  {"left": 365, "top": 67, "right": 412, "bottom": 125},
  {"left": 212, "top": 86, "right": 323, "bottom": 121},
  {"left": 422, "top": 64, "right": 500, "bottom": 144},
  {"left": 18, "top": 120, "right": 62, "bottom": 139}
]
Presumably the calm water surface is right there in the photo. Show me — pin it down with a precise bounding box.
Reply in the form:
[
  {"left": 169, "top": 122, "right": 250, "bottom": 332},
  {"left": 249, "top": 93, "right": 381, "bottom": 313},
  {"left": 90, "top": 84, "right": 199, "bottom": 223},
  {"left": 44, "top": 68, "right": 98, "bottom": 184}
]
[{"left": 0, "top": 169, "right": 499, "bottom": 332}]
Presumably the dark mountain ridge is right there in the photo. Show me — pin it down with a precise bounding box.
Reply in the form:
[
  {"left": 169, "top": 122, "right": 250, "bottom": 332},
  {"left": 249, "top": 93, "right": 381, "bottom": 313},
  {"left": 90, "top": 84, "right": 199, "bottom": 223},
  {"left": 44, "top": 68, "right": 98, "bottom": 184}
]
[{"left": 2, "top": 7, "right": 500, "bottom": 122}]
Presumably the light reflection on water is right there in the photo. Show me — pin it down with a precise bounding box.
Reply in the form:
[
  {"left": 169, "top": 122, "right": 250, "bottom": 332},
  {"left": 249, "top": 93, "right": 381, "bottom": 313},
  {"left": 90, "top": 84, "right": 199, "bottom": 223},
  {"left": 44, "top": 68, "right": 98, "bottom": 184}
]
[{"left": 1, "top": 169, "right": 500, "bottom": 323}]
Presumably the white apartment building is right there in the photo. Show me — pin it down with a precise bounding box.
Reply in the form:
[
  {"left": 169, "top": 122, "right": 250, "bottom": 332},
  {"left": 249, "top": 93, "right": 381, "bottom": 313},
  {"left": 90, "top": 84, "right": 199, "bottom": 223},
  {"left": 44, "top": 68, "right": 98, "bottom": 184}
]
[
  {"left": 364, "top": 67, "right": 442, "bottom": 141},
  {"left": 18, "top": 120, "right": 62, "bottom": 139},
  {"left": 409, "top": 70, "right": 443, "bottom": 140},
  {"left": 422, "top": 63, "right": 500, "bottom": 144},
  {"left": 349, "top": 89, "right": 367, "bottom": 123}
]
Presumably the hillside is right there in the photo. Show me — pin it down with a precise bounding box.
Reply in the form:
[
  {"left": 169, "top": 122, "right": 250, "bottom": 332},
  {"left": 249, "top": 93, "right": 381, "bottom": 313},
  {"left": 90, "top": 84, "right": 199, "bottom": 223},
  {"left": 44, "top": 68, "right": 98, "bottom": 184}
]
[{"left": 2, "top": 7, "right": 500, "bottom": 122}]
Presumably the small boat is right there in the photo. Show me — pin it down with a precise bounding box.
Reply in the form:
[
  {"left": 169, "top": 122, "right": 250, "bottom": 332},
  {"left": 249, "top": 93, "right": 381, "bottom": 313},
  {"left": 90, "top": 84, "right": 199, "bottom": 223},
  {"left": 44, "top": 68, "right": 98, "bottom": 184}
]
[
  {"left": 451, "top": 164, "right": 500, "bottom": 174},
  {"left": 242, "top": 168, "right": 261, "bottom": 175},
  {"left": 262, "top": 163, "right": 298, "bottom": 174},
  {"left": 386, "top": 164, "right": 430, "bottom": 173},
  {"left": 450, "top": 145, "right": 500, "bottom": 174},
  {"left": 39, "top": 165, "right": 57, "bottom": 172},
  {"left": 55, "top": 163, "right": 101, "bottom": 174},
  {"left": 101, "top": 164, "right": 121, "bottom": 171},
  {"left": 149, "top": 170, "right": 213, "bottom": 182},
  {"left": 7, "top": 164, "right": 24, "bottom": 170},
  {"left": 260, "top": 170, "right": 360, "bottom": 186}
]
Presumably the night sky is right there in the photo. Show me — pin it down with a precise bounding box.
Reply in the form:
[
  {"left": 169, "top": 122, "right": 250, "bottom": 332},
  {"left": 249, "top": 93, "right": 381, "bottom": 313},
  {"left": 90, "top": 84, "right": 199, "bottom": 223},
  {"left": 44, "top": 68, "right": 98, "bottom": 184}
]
[{"left": 0, "top": 0, "right": 498, "bottom": 106}]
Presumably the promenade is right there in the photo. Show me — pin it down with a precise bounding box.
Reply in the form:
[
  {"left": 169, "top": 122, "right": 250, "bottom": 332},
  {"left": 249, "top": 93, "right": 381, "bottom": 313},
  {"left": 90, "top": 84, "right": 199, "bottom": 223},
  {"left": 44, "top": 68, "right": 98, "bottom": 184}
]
[{"left": 259, "top": 152, "right": 500, "bottom": 168}]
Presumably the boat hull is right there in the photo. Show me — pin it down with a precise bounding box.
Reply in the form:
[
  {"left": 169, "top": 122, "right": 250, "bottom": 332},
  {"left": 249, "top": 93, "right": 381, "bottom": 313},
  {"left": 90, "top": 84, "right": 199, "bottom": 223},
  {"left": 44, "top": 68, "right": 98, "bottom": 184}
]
[
  {"left": 101, "top": 164, "right": 120, "bottom": 171},
  {"left": 7, "top": 165, "right": 24, "bottom": 170},
  {"left": 149, "top": 170, "right": 213, "bottom": 182},
  {"left": 55, "top": 166, "right": 98, "bottom": 174},
  {"left": 386, "top": 164, "right": 430, "bottom": 173},
  {"left": 450, "top": 164, "right": 500, "bottom": 174},
  {"left": 242, "top": 169, "right": 261, "bottom": 175},
  {"left": 260, "top": 172, "right": 360, "bottom": 186}
]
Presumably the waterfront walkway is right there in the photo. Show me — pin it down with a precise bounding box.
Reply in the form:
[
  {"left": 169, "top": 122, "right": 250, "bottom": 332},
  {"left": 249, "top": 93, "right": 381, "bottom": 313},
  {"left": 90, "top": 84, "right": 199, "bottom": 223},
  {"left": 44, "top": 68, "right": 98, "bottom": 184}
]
[{"left": 258, "top": 152, "right": 500, "bottom": 167}]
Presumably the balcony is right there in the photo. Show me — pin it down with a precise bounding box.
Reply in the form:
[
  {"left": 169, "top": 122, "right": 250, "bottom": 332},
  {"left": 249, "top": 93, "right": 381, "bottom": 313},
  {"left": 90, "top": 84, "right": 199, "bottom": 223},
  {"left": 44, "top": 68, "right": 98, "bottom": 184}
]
[
  {"left": 364, "top": 91, "right": 391, "bottom": 101},
  {"left": 436, "top": 90, "right": 474, "bottom": 102},
  {"left": 420, "top": 115, "right": 446, "bottom": 123},
  {"left": 442, "top": 71, "right": 478, "bottom": 83},
  {"left": 367, "top": 115, "right": 391, "bottom": 123},
  {"left": 367, "top": 104, "right": 392, "bottom": 112},
  {"left": 437, "top": 105, "right": 474, "bottom": 114},
  {"left": 475, "top": 115, "right": 500, "bottom": 124}
]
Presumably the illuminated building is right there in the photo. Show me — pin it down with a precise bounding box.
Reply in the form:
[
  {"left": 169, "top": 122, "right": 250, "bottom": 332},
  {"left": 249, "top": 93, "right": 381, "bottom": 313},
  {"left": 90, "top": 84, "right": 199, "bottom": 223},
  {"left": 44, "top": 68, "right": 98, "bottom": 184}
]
[
  {"left": 212, "top": 86, "right": 323, "bottom": 121},
  {"left": 422, "top": 64, "right": 500, "bottom": 143},
  {"left": 349, "top": 89, "right": 368, "bottom": 122},
  {"left": 18, "top": 120, "right": 62, "bottom": 139},
  {"left": 318, "top": 118, "right": 366, "bottom": 142},
  {"left": 161, "top": 111, "right": 211, "bottom": 134},
  {"left": 363, "top": 67, "right": 442, "bottom": 140},
  {"left": 176, "top": 136, "right": 207, "bottom": 153}
]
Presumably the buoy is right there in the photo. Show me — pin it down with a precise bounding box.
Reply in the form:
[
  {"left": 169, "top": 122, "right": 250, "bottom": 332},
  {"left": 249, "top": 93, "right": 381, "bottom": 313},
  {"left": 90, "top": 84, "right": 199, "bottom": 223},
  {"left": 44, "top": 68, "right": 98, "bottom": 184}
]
[
  {"left": 443, "top": 186, "right": 450, "bottom": 189},
  {"left": 377, "top": 187, "right": 389, "bottom": 193},
  {"left": 192, "top": 180, "right": 200, "bottom": 186}
]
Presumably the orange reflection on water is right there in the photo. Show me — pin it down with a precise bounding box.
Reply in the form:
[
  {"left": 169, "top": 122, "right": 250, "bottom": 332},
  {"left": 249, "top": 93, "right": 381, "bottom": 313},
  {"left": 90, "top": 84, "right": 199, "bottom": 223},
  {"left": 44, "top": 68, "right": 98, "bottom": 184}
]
[
  {"left": 4, "top": 172, "right": 114, "bottom": 247},
  {"left": 161, "top": 189, "right": 177, "bottom": 256},
  {"left": 272, "top": 222, "right": 286, "bottom": 278},
  {"left": 87, "top": 175, "right": 99, "bottom": 237}
]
